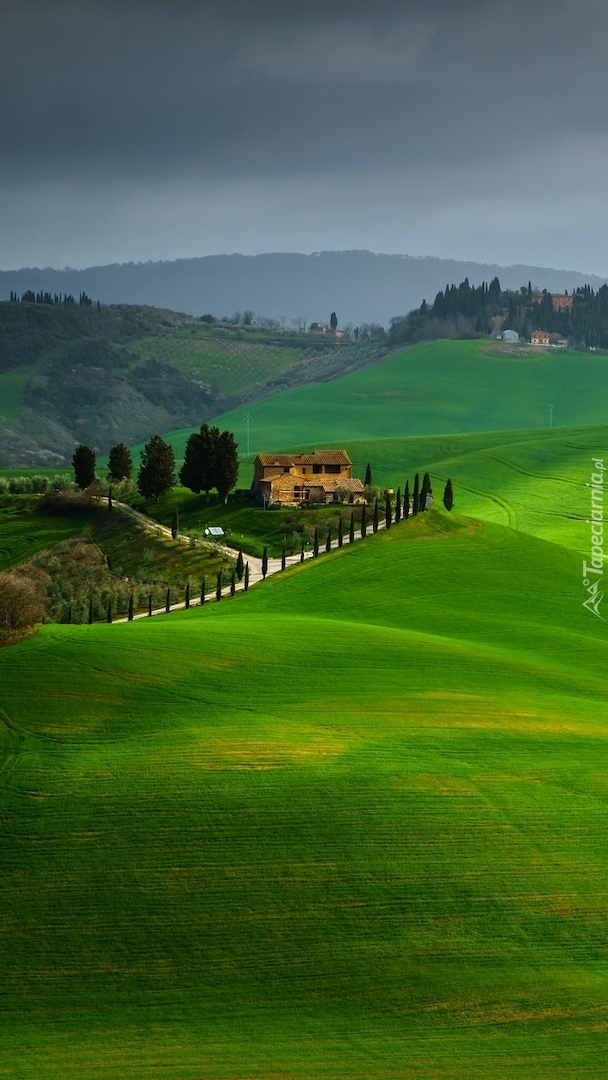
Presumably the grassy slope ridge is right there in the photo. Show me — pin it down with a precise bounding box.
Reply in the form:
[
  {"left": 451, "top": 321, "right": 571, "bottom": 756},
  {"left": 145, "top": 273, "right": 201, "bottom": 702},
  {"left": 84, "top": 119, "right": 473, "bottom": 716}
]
[{"left": 1, "top": 513, "right": 608, "bottom": 1077}]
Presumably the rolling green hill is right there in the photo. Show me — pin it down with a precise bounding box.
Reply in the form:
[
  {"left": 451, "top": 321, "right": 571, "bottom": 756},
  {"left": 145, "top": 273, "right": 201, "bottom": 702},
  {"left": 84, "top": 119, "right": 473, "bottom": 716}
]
[
  {"left": 0, "top": 300, "right": 374, "bottom": 466},
  {"left": 200, "top": 338, "right": 608, "bottom": 452},
  {"left": 1, "top": 514, "right": 607, "bottom": 1077},
  {"left": 148, "top": 338, "right": 608, "bottom": 555}
]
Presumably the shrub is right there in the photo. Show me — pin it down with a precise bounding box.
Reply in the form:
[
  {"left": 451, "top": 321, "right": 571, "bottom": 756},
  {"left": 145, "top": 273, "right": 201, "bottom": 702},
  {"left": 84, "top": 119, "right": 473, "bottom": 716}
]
[{"left": 0, "top": 571, "right": 46, "bottom": 629}]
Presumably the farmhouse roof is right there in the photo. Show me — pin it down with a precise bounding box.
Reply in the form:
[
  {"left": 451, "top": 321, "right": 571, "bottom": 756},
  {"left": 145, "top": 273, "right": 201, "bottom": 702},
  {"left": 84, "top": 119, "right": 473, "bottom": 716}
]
[
  {"left": 255, "top": 450, "right": 352, "bottom": 466},
  {"left": 318, "top": 477, "right": 364, "bottom": 492}
]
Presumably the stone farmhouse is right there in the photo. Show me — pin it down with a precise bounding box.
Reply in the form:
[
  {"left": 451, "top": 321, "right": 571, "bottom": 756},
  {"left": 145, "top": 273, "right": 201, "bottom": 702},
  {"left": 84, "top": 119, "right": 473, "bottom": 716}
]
[{"left": 252, "top": 450, "right": 365, "bottom": 505}]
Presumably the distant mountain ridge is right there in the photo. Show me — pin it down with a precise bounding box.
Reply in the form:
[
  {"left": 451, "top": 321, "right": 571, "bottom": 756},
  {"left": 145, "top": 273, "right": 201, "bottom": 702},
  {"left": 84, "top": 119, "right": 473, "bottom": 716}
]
[{"left": 1, "top": 251, "right": 606, "bottom": 328}]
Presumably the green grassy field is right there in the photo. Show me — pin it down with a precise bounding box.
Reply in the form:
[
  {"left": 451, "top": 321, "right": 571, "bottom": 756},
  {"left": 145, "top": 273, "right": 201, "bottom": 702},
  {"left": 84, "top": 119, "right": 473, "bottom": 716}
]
[
  {"left": 142, "top": 338, "right": 607, "bottom": 555},
  {"left": 0, "top": 495, "right": 85, "bottom": 569},
  {"left": 160, "top": 338, "right": 608, "bottom": 457},
  {"left": 1, "top": 513, "right": 608, "bottom": 1077}
]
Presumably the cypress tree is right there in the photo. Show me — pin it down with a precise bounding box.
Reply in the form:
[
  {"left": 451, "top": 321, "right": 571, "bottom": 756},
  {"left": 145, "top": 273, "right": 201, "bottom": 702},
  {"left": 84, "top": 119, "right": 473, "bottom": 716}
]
[
  {"left": 385, "top": 492, "right": 392, "bottom": 529},
  {"left": 216, "top": 571, "right": 222, "bottom": 601},
  {"left": 128, "top": 593, "right": 134, "bottom": 621},
  {"left": 244, "top": 563, "right": 250, "bottom": 591},
  {"left": 338, "top": 514, "right": 343, "bottom": 547},
  {"left": 361, "top": 504, "right": 367, "bottom": 538},
  {"left": 443, "top": 478, "right": 454, "bottom": 511},
  {"left": 67, "top": 605, "right": 72, "bottom": 624},
  {"left": 200, "top": 578, "right": 206, "bottom": 605},
  {"left": 412, "top": 473, "right": 420, "bottom": 516},
  {"left": 281, "top": 545, "right": 286, "bottom": 570},
  {"left": 148, "top": 594, "right": 153, "bottom": 616},
  {"left": 165, "top": 588, "right": 171, "bottom": 613},
  {"left": 185, "top": 581, "right": 190, "bottom": 609},
  {"left": 88, "top": 598, "right": 94, "bottom": 625},
  {"left": 403, "top": 480, "right": 410, "bottom": 519},
  {"left": 395, "top": 487, "right": 402, "bottom": 524},
  {"left": 300, "top": 542, "right": 305, "bottom": 563},
  {"left": 108, "top": 484, "right": 113, "bottom": 512},
  {"left": 171, "top": 507, "right": 179, "bottom": 540},
  {"left": 373, "top": 498, "right": 379, "bottom": 533},
  {"left": 262, "top": 547, "right": 268, "bottom": 578},
  {"left": 313, "top": 528, "right": 319, "bottom": 557},
  {"left": 236, "top": 546, "right": 244, "bottom": 581},
  {"left": 107, "top": 598, "right": 112, "bottom": 623},
  {"left": 325, "top": 526, "right": 332, "bottom": 553},
  {"left": 349, "top": 511, "right": 355, "bottom": 543},
  {"left": 72, "top": 444, "right": 96, "bottom": 490},
  {"left": 364, "top": 462, "right": 372, "bottom": 486},
  {"left": 230, "top": 569, "right": 236, "bottom": 596}
]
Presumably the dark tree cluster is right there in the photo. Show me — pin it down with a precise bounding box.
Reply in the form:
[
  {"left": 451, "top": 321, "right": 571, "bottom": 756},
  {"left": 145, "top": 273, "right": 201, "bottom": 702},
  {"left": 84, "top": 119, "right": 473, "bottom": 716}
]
[
  {"left": 388, "top": 275, "right": 608, "bottom": 351},
  {"left": 10, "top": 289, "right": 94, "bottom": 306},
  {"left": 179, "top": 423, "right": 239, "bottom": 503}
]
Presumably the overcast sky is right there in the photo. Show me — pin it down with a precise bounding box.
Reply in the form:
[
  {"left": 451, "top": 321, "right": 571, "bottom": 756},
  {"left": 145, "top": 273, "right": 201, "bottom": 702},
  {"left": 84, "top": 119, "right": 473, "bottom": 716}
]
[{"left": 2, "top": 0, "right": 608, "bottom": 273}]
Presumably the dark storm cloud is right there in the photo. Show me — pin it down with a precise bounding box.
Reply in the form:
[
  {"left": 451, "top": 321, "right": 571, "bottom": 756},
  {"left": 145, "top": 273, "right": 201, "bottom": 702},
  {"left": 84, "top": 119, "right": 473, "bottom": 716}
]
[{"left": 1, "top": 0, "right": 607, "bottom": 184}]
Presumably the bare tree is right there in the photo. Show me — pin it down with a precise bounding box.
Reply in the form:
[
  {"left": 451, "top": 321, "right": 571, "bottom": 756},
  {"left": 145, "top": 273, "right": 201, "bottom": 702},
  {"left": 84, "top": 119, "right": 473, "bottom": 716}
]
[{"left": 0, "top": 572, "right": 46, "bottom": 629}]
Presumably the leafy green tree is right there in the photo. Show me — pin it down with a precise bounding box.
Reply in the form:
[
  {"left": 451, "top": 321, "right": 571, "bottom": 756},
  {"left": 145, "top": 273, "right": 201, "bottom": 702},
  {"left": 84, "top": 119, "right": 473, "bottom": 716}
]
[
  {"left": 443, "top": 478, "right": 454, "bottom": 511},
  {"left": 137, "top": 434, "right": 175, "bottom": 502},
  {"left": 364, "top": 462, "right": 373, "bottom": 486},
  {"left": 179, "top": 423, "right": 220, "bottom": 499},
  {"left": 216, "top": 429, "right": 239, "bottom": 503},
  {"left": 107, "top": 443, "right": 133, "bottom": 482},
  {"left": 72, "top": 444, "right": 96, "bottom": 490}
]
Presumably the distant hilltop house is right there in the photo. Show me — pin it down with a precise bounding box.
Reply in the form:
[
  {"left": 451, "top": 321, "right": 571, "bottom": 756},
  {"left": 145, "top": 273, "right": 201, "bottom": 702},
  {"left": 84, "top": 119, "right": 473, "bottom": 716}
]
[
  {"left": 309, "top": 321, "right": 346, "bottom": 339},
  {"left": 252, "top": 450, "right": 365, "bottom": 505},
  {"left": 551, "top": 293, "right": 574, "bottom": 311},
  {"left": 531, "top": 330, "right": 568, "bottom": 347},
  {"left": 531, "top": 329, "right": 551, "bottom": 346}
]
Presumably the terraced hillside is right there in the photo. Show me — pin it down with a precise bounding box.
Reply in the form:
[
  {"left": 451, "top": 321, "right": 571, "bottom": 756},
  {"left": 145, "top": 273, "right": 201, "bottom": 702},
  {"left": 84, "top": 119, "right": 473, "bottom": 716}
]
[
  {"left": 1, "top": 513, "right": 607, "bottom": 1078},
  {"left": 0, "top": 301, "right": 373, "bottom": 466}
]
